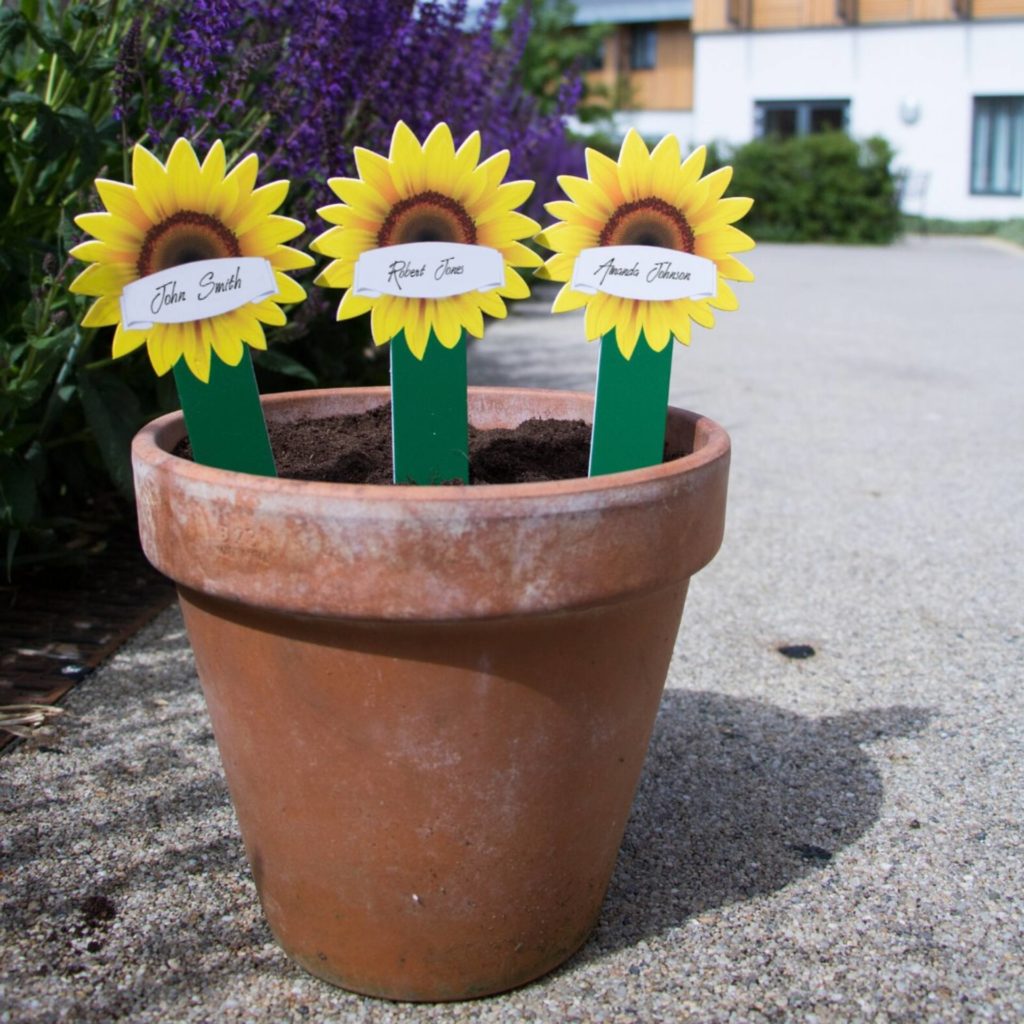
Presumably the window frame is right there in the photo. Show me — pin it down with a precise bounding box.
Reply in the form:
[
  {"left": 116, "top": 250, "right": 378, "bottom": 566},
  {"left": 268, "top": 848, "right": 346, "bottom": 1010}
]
[
  {"left": 629, "top": 24, "right": 657, "bottom": 72},
  {"left": 754, "top": 99, "right": 851, "bottom": 139},
  {"left": 970, "top": 95, "right": 1024, "bottom": 197}
]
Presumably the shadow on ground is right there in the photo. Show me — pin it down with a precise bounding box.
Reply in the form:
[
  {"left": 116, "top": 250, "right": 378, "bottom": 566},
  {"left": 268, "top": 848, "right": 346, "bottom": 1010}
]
[{"left": 574, "top": 690, "right": 933, "bottom": 964}]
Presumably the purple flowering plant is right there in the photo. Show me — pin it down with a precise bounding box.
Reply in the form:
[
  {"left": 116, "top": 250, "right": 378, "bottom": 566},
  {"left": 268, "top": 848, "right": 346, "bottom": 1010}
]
[{"left": 145, "top": 0, "right": 587, "bottom": 225}]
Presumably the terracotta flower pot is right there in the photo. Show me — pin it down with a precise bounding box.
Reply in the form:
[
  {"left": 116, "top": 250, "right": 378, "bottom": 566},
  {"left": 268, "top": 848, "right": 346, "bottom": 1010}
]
[{"left": 131, "top": 386, "right": 730, "bottom": 1002}]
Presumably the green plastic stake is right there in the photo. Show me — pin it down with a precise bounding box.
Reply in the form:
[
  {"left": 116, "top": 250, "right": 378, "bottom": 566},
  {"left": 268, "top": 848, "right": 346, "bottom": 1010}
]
[
  {"left": 172, "top": 348, "right": 277, "bottom": 477},
  {"left": 390, "top": 329, "right": 469, "bottom": 484},
  {"left": 589, "top": 328, "right": 673, "bottom": 477}
]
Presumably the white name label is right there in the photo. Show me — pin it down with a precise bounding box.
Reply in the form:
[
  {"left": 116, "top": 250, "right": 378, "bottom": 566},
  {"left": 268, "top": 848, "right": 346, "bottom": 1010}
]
[
  {"left": 354, "top": 242, "right": 504, "bottom": 299},
  {"left": 120, "top": 257, "right": 277, "bottom": 329},
  {"left": 571, "top": 246, "right": 717, "bottom": 302}
]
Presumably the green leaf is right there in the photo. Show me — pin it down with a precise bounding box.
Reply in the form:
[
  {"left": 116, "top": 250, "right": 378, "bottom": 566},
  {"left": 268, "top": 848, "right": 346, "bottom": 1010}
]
[
  {"left": 23, "top": 19, "right": 79, "bottom": 69},
  {"left": 253, "top": 347, "right": 318, "bottom": 385},
  {"left": 76, "top": 367, "right": 145, "bottom": 497},
  {"left": 0, "top": 10, "right": 28, "bottom": 58},
  {"left": 28, "top": 324, "right": 76, "bottom": 353},
  {"left": 0, "top": 453, "right": 39, "bottom": 527}
]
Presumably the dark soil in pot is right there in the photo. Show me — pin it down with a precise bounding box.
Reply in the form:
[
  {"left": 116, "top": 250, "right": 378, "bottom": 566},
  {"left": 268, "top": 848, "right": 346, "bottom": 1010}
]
[{"left": 175, "top": 404, "right": 687, "bottom": 485}]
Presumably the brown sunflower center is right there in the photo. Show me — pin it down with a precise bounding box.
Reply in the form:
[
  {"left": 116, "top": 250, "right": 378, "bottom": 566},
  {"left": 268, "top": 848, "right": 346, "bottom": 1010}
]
[
  {"left": 599, "top": 197, "right": 694, "bottom": 253},
  {"left": 137, "top": 211, "right": 241, "bottom": 277},
  {"left": 377, "top": 191, "right": 477, "bottom": 246}
]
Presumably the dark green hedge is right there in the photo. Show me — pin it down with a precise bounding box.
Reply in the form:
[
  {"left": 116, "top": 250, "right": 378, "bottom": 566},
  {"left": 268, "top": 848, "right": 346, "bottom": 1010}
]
[{"left": 715, "top": 132, "right": 902, "bottom": 244}]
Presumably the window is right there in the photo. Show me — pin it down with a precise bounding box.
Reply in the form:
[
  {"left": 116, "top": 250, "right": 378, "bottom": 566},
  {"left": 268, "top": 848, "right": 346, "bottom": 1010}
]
[
  {"left": 629, "top": 24, "right": 657, "bottom": 71},
  {"left": 755, "top": 100, "right": 850, "bottom": 139},
  {"left": 971, "top": 97, "right": 1024, "bottom": 196},
  {"left": 582, "top": 40, "right": 605, "bottom": 72}
]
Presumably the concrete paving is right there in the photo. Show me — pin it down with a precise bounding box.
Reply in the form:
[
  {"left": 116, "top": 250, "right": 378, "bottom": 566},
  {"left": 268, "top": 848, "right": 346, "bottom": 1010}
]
[{"left": 3, "top": 237, "right": 1023, "bottom": 1022}]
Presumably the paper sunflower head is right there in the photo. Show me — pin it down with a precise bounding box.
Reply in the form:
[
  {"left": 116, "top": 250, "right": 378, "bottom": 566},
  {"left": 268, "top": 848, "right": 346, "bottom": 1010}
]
[
  {"left": 311, "top": 121, "right": 543, "bottom": 359},
  {"left": 536, "top": 130, "right": 754, "bottom": 359},
  {"left": 69, "top": 139, "right": 313, "bottom": 382}
]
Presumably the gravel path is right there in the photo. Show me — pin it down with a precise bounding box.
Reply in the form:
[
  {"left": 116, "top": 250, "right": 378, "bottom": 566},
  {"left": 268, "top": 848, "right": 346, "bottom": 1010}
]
[{"left": 3, "top": 237, "right": 1022, "bottom": 1022}]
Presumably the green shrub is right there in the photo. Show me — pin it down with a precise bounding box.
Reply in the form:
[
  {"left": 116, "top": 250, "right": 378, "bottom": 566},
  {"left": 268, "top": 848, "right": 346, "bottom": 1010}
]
[{"left": 713, "top": 132, "right": 902, "bottom": 244}]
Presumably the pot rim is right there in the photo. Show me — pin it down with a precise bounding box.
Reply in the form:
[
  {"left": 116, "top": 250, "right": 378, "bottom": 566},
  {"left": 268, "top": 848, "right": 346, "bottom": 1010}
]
[
  {"left": 132, "top": 387, "right": 731, "bottom": 619},
  {"left": 134, "top": 385, "right": 729, "bottom": 503}
]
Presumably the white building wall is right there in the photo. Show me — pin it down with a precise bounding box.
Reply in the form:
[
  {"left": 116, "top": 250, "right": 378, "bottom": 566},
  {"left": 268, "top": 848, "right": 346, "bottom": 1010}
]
[{"left": 693, "top": 21, "right": 1024, "bottom": 219}]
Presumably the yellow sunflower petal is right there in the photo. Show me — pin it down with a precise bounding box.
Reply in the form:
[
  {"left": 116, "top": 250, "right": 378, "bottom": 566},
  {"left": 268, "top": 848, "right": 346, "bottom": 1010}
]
[
  {"left": 167, "top": 137, "right": 203, "bottom": 211},
  {"left": 687, "top": 300, "right": 716, "bottom": 329},
  {"left": 557, "top": 173, "right": 615, "bottom": 218},
  {"left": 716, "top": 256, "right": 755, "bottom": 282},
  {"left": 497, "top": 267, "right": 530, "bottom": 301},
  {"left": 539, "top": 251, "right": 576, "bottom": 283},
  {"left": 249, "top": 299, "right": 287, "bottom": 327},
  {"left": 709, "top": 280, "right": 739, "bottom": 311},
  {"left": 533, "top": 222, "right": 598, "bottom": 255},
  {"left": 272, "top": 270, "right": 306, "bottom": 304},
  {"left": 269, "top": 245, "right": 315, "bottom": 271},
  {"left": 615, "top": 303, "right": 642, "bottom": 359},
  {"left": 584, "top": 291, "right": 613, "bottom": 341},
  {"left": 131, "top": 144, "right": 173, "bottom": 222},
  {"left": 476, "top": 290, "right": 507, "bottom": 319},
  {"left": 650, "top": 134, "right": 682, "bottom": 202},
  {"left": 75, "top": 212, "right": 143, "bottom": 247},
  {"left": 94, "top": 179, "right": 150, "bottom": 231},
  {"left": 69, "top": 262, "right": 134, "bottom": 296},
  {"left": 461, "top": 299, "right": 485, "bottom": 339},
  {"left": 207, "top": 316, "right": 242, "bottom": 368},
  {"left": 376, "top": 297, "right": 406, "bottom": 344},
  {"left": 475, "top": 180, "right": 535, "bottom": 225},
  {"left": 337, "top": 288, "right": 374, "bottom": 321},
  {"left": 643, "top": 301, "right": 672, "bottom": 351},
  {"left": 389, "top": 121, "right": 426, "bottom": 196},
  {"left": 314, "top": 258, "right": 354, "bottom": 289},
  {"left": 696, "top": 196, "right": 754, "bottom": 231},
  {"left": 199, "top": 140, "right": 227, "bottom": 196},
  {"left": 369, "top": 304, "right": 392, "bottom": 346},
  {"left": 543, "top": 200, "right": 603, "bottom": 229},
  {"left": 232, "top": 311, "right": 267, "bottom": 351},
  {"left": 423, "top": 123, "right": 457, "bottom": 179},
  {"left": 69, "top": 239, "right": 129, "bottom": 264},
  {"left": 183, "top": 321, "right": 213, "bottom": 381},
  {"left": 81, "top": 294, "right": 122, "bottom": 327},
  {"left": 148, "top": 323, "right": 182, "bottom": 376},
  {"left": 678, "top": 145, "right": 707, "bottom": 189},
  {"left": 353, "top": 146, "right": 400, "bottom": 207},
  {"left": 403, "top": 300, "right": 430, "bottom": 359},
  {"left": 213, "top": 153, "right": 258, "bottom": 221},
  {"left": 551, "top": 282, "right": 589, "bottom": 313},
  {"left": 431, "top": 298, "right": 463, "bottom": 348},
  {"left": 232, "top": 180, "right": 290, "bottom": 236},
  {"left": 328, "top": 177, "right": 392, "bottom": 219},
  {"left": 238, "top": 215, "right": 306, "bottom": 254},
  {"left": 695, "top": 225, "right": 756, "bottom": 258},
  {"left": 111, "top": 323, "right": 148, "bottom": 358},
  {"left": 453, "top": 130, "right": 482, "bottom": 182},
  {"left": 670, "top": 308, "right": 692, "bottom": 345},
  {"left": 617, "top": 129, "right": 652, "bottom": 202},
  {"left": 697, "top": 166, "right": 734, "bottom": 208},
  {"left": 462, "top": 149, "right": 511, "bottom": 210},
  {"left": 500, "top": 241, "right": 543, "bottom": 269},
  {"left": 585, "top": 148, "right": 626, "bottom": 208}
]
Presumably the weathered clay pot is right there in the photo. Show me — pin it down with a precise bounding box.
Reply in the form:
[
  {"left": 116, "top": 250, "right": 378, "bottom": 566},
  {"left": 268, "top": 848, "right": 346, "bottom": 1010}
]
[{"left": 131, "top": 386, "right": 730, "bottom": 1002}]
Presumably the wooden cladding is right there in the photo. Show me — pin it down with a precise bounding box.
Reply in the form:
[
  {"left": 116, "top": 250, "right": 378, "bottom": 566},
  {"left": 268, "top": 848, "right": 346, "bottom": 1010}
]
[
  {"left": 584, "top": 22, "right": 695, "bottom": 111},
  {"left": 694, "top": 0, "right": 1024, "bottom": 28},
  {"left": 728, "top": 0, "right": 753, "bottom": 26}
]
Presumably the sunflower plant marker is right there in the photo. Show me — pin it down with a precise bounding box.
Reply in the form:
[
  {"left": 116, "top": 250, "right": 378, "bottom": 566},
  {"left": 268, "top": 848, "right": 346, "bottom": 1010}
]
[
  {"left": 312, "top": 121, "right": 541, "bottom": 484},
  {"left": 537, "top": 131, "right": 755, "bottom": 477},
  {"left": 70, "top": 139, "right": 313, "bottom": 476}
]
